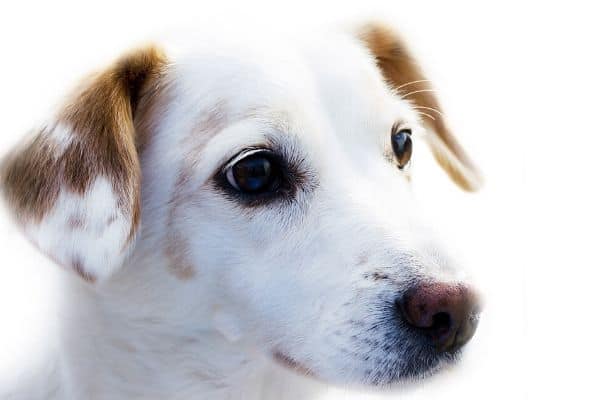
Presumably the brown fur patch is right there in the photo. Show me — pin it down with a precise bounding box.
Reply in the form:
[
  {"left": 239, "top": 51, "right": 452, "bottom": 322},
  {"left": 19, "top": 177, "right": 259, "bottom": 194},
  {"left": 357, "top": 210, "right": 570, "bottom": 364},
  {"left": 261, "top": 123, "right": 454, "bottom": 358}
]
[
  {"left": 357, "top": 23, "right": 481, "bottom": 191},
  {"left": 163, "top": 102, "right": 232, "bottom": 280},
  {"left": 1, "top": 45, "right": 169, "bottom": 284},
  {"left": 1, "top": 46, "right": 168, "bottom": 239},
  {"left": 72, "top": 257, "right": 97, "bottom": 283},
  {"left": 1, "top": 130, "right": 63, "bottom": 221},
  {"left": 60, "top": 45, "right": 168, "bottom": 240},
  {"left": 165, "top": 230, "right": 197, "bottom": 280},
  {"left": 133, "top": 65, "right": 175, "bottom": 156}
]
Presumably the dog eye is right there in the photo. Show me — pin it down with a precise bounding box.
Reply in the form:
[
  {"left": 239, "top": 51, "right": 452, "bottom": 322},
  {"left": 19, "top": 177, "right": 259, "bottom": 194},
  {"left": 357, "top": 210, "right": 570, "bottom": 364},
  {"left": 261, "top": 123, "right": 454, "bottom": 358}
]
[
  {"left": 225, "top": 149, "right": 281, "bottom": 193},
  {"left": 391, "top": 128, "right": 413, "bottom": 169}
]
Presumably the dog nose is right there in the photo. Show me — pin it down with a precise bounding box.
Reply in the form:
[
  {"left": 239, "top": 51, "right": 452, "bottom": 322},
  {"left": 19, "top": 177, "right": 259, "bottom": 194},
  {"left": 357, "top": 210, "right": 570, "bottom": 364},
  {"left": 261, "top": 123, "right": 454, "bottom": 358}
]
[{"left": 395, "top": 282, "right": 481, "bottom": 352}]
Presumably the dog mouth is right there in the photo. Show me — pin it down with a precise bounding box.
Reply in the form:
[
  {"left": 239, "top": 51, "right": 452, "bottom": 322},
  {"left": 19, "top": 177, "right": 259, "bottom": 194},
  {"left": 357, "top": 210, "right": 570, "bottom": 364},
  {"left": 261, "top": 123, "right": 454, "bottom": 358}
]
[
  {"left": 271, "top": 343, "right": 461, "bottom": 386},
  {"left": 269, "top": 282, "right": 480, "bottom": 386},
  {"left": 358, "top": 324, "right": 466, "bottom": 385},
  {"left": 376, "top": 346, "right": 462, "bottom": 385}
]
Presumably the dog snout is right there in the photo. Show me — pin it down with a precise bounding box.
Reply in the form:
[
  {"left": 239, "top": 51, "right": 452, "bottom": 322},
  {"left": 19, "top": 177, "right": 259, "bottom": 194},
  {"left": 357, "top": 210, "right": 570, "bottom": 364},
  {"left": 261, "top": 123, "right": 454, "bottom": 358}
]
[{"left": 395, "top": 282, "right": 481, "bottom": 353}]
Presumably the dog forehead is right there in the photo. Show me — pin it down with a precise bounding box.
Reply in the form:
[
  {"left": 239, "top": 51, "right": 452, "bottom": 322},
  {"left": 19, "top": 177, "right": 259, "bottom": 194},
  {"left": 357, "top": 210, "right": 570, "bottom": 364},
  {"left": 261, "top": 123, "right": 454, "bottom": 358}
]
[
  {"left": 166, "top": 33, "right": 403, "bottom": 141},
  {"left": 169, "top": 39, "right": 315, "bottom": 113},
  {"left": 299, "top": 33, "right": 411, "bottom": 145},
  {"left": 302, "top": 33, "right": 398, "bottom": 111}
]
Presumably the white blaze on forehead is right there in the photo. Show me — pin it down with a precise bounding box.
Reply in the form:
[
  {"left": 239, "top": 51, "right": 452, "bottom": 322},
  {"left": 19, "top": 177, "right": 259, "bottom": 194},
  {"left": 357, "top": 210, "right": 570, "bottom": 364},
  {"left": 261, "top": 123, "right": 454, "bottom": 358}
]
[{"left": 24, "top": 177, "right": 132, "bottom": 282}]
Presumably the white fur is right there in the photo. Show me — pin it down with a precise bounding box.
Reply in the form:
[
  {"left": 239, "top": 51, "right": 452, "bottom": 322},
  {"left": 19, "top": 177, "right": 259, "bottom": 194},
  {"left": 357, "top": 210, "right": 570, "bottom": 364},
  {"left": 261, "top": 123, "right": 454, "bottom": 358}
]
[
  {"left": 25, "top": 175, "right": 132, "bottom": 282},
  {"left": 45, "top": 122, "right": 75, "bottom": 154},
  {"left": 3, "top": 28, "right": 476, "bottom": 399}
]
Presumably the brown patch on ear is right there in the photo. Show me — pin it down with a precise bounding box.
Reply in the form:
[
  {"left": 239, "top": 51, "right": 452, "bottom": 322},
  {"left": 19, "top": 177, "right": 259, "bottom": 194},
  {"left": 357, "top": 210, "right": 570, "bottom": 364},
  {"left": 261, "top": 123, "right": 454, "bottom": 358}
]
[
  {"left": 133, "top": 60, "right": 175, "bottom": 156},
  {"left": 357, "top": 23, "right": 482, "bottom": 191},
  {"left": 1, "top": 45, "right": 169, "bottom": 283},
  {"left": 1, "top": 131, "right": 64, "bottom": 221},
  {"left": 60, "top": 46, "right": 168, "bottom": 239},
  {"left": 2, "top": 46, "right": 168, "bottom": 233}
]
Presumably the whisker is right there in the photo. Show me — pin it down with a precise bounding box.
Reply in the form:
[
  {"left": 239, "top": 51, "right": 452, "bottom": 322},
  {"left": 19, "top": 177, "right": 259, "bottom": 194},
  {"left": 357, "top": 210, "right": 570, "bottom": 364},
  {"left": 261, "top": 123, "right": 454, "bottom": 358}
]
[
  {"left": 416, "top": 111, "right": 436, "bottom": 121},
  {"left": 400, "top": 88, "right": 438, "bottom": 100},
  {"left": 413, "top": 106, "right": 445, "bottom": 118},
  {"left": 395, "top": 79, "right": 431, "bottom": 91}
]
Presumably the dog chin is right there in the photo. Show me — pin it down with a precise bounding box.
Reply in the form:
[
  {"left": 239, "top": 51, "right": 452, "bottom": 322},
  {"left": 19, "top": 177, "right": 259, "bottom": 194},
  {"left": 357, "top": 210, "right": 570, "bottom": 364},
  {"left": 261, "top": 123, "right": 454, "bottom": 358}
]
[
  {"left": 369, "top": 351, "right": 461, "bottom": 387},
  {"left": 272, "top": 347, "right": 461, "bottom": 388}
]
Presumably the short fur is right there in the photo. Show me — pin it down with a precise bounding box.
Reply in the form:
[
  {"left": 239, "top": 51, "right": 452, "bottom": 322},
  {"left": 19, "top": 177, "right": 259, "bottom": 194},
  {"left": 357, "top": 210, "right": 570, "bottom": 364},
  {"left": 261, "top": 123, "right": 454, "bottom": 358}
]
[{"left": 0, "top": 22, "right": 480, "bottom": 400}]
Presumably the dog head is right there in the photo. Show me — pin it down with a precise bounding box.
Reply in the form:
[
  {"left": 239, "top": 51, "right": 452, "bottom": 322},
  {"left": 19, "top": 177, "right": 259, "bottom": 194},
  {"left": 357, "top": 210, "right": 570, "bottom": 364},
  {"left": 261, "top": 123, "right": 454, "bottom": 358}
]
[{"left": 1, "top": 23, "right": 481, "bottom": 386}]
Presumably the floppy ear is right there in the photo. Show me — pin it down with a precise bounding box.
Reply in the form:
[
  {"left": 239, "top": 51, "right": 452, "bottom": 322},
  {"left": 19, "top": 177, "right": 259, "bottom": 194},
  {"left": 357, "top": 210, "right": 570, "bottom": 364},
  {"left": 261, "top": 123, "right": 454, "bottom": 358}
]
[
  {"left": 357, "top": 23, "right": 482, "bottom": 191},
  {"left": 1, "top": 46, "right": 167, "bottom": 283}
]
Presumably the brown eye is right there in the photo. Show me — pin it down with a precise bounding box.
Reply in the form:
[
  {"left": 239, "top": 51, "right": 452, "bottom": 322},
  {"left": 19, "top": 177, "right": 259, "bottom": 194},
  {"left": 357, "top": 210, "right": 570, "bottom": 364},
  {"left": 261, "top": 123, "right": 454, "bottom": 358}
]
[
  {"left": 391, "top": 128, "right": 413, "bottom": 169},
  {"left": 225, "top": 149, "right": 280, "bottom": 193}
]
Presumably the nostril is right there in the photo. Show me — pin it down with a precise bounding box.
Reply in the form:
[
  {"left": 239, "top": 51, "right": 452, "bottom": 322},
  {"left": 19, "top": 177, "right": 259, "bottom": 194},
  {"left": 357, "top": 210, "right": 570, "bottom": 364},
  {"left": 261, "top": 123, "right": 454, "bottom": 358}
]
[{"left": 430, "top": 311, "right": 452, "bottom": 335}]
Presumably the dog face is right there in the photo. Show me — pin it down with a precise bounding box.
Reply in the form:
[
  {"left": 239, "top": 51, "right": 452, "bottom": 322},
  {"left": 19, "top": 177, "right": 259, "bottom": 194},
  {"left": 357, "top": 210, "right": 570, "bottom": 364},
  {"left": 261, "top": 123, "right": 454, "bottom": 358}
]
[{"left": 1, "top": 24, "right": 481, "bottom": 386}]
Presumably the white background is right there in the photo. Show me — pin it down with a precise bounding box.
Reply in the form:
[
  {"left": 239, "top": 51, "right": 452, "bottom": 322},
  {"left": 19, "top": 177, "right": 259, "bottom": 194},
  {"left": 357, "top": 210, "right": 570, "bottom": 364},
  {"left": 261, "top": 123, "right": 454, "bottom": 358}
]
[{"left": 0, "top": 1, "right": 598, "bottom": 399}]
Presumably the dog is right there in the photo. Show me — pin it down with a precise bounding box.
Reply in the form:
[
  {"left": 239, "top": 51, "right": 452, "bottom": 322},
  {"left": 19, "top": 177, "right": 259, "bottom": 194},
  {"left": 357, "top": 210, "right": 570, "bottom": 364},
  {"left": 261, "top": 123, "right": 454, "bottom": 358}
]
[{"left": 0, "top": 22, "right": 482, "bottom": 399}]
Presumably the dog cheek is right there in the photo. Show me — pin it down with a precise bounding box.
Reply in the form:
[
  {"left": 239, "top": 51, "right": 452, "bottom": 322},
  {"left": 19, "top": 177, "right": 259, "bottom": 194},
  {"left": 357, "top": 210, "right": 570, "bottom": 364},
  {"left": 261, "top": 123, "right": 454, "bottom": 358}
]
[{"left": 212, "top": 308, "right": 245, "bottom": 342}]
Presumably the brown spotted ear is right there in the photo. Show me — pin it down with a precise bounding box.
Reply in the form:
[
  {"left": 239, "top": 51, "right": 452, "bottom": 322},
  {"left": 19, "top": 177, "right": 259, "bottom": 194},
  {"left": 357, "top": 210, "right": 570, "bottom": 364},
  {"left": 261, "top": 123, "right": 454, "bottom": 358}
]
[
  {"left": 357, "top": 23, "right": 482, "bottom": 191},
  {"left": 0, "top": 46, "right": 167, "bottom": 283}
]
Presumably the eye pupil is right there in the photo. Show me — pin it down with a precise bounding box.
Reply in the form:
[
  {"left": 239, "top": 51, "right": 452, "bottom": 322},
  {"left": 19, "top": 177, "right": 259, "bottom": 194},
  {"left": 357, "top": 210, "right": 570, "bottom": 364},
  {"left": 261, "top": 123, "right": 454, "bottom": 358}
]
[
  {"left": 228, "top": 153, "right": 276, "bottom": 193},
  {"left": 391, "top": 129, "right": 413, "bottom": 168}
]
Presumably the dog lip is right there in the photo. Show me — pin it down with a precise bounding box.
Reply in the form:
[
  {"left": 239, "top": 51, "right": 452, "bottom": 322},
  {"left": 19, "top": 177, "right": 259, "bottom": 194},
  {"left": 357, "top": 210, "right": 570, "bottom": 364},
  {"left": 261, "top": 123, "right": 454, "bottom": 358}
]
[{"left": 272, "top": 351, "right": 315, "bottom": 377}]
